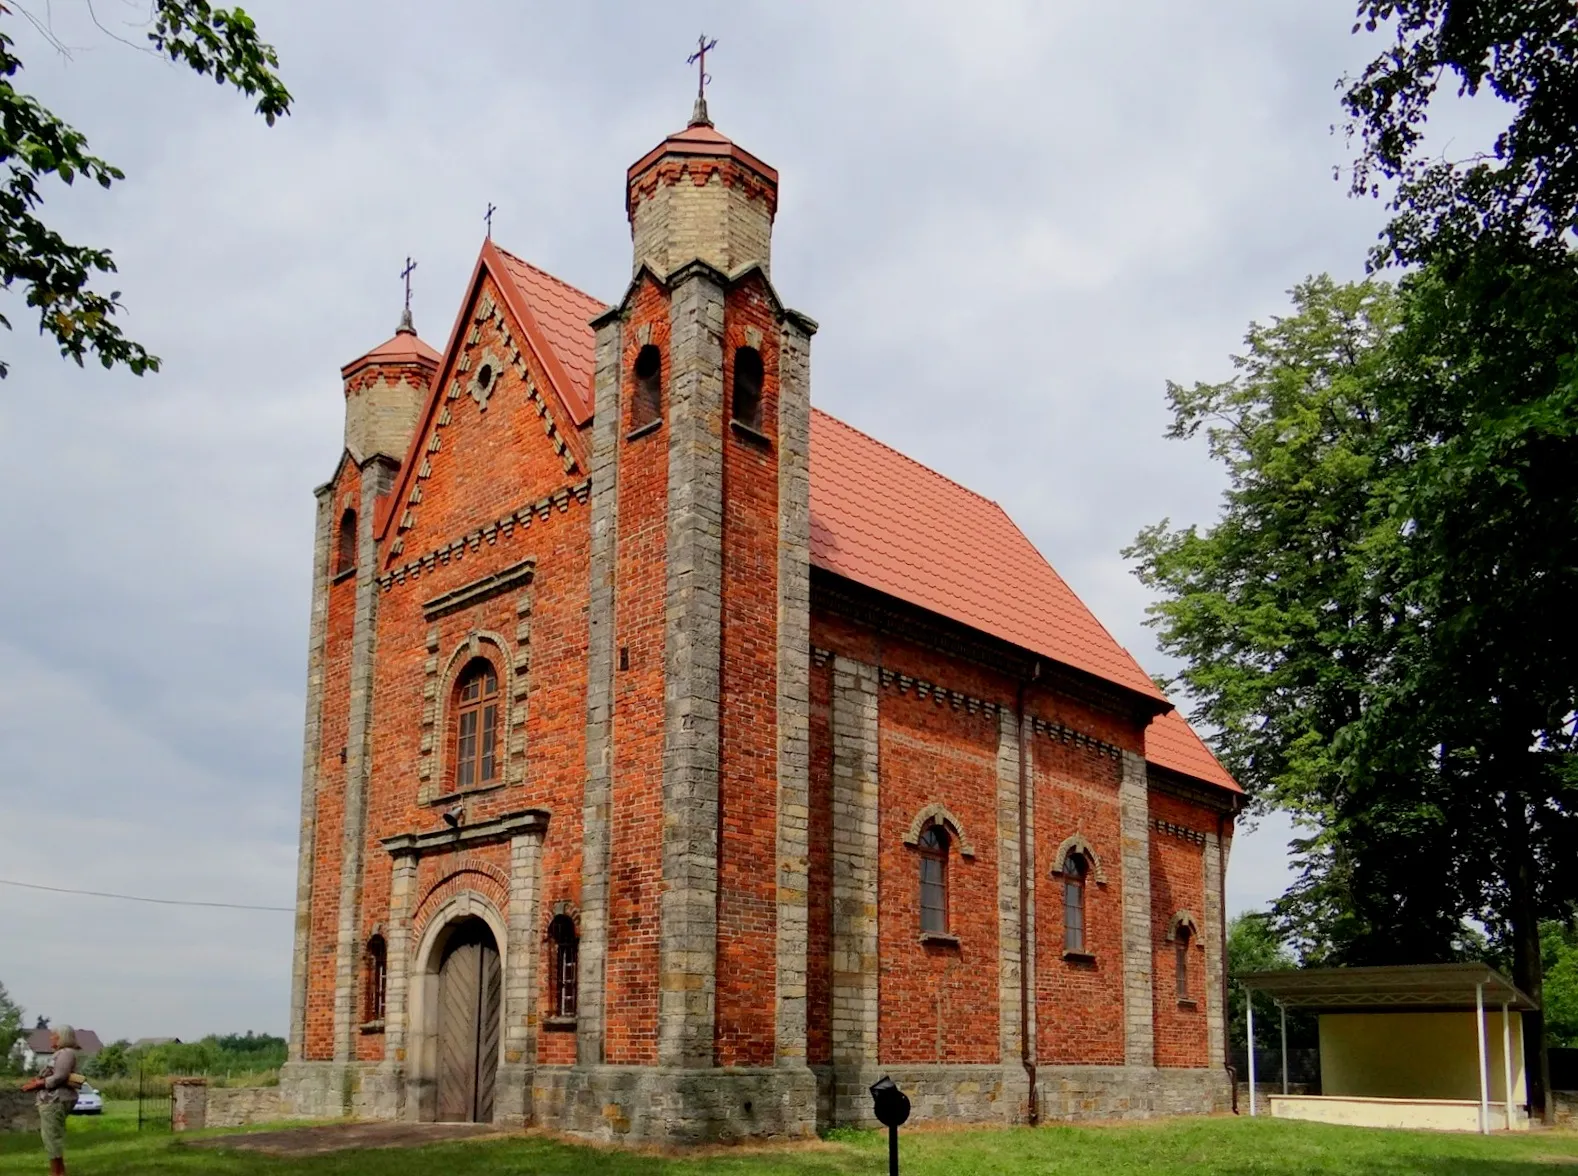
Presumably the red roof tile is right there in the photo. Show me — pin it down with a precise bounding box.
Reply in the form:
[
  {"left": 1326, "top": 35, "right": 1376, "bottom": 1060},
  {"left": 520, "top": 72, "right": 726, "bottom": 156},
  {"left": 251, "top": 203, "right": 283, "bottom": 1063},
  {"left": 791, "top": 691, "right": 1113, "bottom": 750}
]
[
  {"left": 1145, "top": 707, "right": 1241, "bottom": 793},
  {"left": 808, "top": 410, "right": 1165, "bottom": 703},
  {"left": 340, "top": 327, "right": 440, "bottom": 377},
  {"left": 491, "top": 245, "right": 605, "bottom": 424}
]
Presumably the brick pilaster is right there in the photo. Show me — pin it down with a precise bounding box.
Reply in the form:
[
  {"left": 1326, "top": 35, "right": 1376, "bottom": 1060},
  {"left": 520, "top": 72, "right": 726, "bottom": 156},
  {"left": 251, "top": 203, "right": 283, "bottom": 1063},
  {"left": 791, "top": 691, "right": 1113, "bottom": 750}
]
[
  {"left": 1118, "top": 750, "right": 1154, "bottom": 1067},
  {"left": 505, "top": 831, "right": 544, "bottom": 1068},
  {"left": 657, "top": 267, "right": 726, "bottom": 1068},
  {"left": 830, "top": 656, "right": 880, "bottom": 1071},
  {"left": 288, "top": 486, "right": 333, "bottom": 1063},
  {"left": 996, "top": 708, "right": 1034, "bottom": 1076},
  {"left": 774, "top": 312, "right": 814, "bottom": 1067},
  {"left": 1203, "top": 830, "right": 1226, "bottom": 1069},
  {"left": 578, "top": 311, "right": 623, "bottom": 1066}
]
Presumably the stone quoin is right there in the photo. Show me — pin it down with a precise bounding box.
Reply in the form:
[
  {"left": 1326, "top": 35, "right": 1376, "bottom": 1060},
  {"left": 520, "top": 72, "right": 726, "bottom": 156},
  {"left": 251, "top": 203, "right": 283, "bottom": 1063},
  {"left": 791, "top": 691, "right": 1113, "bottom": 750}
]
[{"left": 280, "top": 103, "right": 1244, "bottom": 1143}]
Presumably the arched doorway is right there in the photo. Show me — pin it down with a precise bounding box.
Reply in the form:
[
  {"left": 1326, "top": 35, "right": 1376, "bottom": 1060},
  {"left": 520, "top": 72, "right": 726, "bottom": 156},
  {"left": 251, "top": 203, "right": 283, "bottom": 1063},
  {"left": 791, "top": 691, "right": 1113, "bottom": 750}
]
[{"left": 434, "top": 916, "right": 501, "bottom": 1122}]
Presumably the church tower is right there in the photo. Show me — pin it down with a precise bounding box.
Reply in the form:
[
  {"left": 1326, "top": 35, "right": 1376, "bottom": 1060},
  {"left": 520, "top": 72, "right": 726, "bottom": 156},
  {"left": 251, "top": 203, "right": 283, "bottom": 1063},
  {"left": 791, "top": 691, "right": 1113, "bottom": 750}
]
[{"left": 576, "top": 94, "right": 819, "bottom": 1133}]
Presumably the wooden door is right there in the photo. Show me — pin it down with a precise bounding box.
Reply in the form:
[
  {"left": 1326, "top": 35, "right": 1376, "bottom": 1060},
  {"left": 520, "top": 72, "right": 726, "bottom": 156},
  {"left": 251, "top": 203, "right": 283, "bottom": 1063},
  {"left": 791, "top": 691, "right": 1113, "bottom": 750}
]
[{"left": 435, "top": 918, "right": 502, "bottom": 1123}]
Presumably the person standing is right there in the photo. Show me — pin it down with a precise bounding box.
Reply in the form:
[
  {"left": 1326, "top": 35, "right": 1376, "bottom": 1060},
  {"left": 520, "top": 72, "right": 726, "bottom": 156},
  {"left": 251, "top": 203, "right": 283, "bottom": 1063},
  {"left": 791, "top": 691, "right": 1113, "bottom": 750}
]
[{"left": 21, "top": 1026, "right": 79, "bottom": 1176}]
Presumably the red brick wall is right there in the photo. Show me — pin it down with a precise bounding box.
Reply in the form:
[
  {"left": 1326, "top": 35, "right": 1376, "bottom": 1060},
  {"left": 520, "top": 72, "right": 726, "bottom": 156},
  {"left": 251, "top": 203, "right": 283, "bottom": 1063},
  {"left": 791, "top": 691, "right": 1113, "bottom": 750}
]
[
  {"left": 1030, "top": 711, "right": 1127, "bottom": 1066},
  {"left": 1149, "top": 791, "right": 1210, "bottom": 1069},
  {"left": 715, "top": 278, "right": 781, "bottom": 1067},
  {"left": 305, "top": 465, "right": 361, "bottom": 1062},
  {"left": 604, "top": 277, "right": 671, "bottom": 1065},
  {"left": 875, "top": 684, "right": 1000, "bottom": 1065}
]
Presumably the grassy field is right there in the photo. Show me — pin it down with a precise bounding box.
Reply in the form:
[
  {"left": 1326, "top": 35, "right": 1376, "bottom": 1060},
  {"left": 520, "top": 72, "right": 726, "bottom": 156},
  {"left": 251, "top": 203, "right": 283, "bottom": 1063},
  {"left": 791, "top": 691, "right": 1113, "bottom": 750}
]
[{"left": 1, "top": 1101, "right": 1574, "bottom": 1175}]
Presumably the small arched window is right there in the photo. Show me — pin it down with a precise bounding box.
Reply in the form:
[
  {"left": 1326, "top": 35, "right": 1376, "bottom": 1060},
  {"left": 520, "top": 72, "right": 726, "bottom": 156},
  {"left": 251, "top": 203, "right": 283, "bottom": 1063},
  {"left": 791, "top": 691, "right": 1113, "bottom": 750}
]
[
  {"left": 363, "top": 934, "right": 387, "bottom": 1025},
  {"left": 1063, "top": 852, "right": 1088, "bottom": 954},
  {"left": 731, "top": 345, "right": 764, "bottom": 431},
  {"left": 453, "top": 659, "right": 500, "bottom": 790},
  {"left": 336, "top": 509, "right": 357, "bottom": 575},
  {"left": 917, "top": 823, "right": 949, "bottom": 933},
  {"left": 1175, "top": 923, "right": 1192, "bottom": 999},
  {"left": 549, "top": 915, "right": 579, "bottom": 1019},
  {"left": 631, "top": 344, "right": 662, "bottom": 431}
]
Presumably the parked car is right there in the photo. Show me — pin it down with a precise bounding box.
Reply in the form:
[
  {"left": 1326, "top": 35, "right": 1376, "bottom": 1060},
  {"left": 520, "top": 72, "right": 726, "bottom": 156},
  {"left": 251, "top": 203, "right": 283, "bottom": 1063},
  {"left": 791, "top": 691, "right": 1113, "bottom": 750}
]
[{"left": 71, "top": 1084, "right": 102, "bottom": 1115}]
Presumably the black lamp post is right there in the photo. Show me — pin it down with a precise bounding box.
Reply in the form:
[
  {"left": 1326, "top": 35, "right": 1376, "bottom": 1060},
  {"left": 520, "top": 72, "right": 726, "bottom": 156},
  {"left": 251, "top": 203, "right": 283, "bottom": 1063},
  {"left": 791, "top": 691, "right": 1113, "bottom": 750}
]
[{"left": 869, "top": 1075, "right": 910, "bottom": 1176}]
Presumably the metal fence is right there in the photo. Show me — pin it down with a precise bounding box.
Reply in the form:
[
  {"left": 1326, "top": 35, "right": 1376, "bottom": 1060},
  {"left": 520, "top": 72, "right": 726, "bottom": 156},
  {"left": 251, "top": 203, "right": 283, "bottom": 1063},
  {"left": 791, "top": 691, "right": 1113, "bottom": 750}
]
[{"left": 135, "top": 1065, "right": 171, "bottom": 1132}]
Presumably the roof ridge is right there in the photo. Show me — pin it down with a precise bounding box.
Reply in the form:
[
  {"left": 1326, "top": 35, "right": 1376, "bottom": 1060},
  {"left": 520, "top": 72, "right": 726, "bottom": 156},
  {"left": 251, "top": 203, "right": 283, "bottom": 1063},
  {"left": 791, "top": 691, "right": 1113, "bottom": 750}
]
[
  {"left": 809, "top": 407, "right": 1004, "bottom": 512},
  {"left": 491, "top": 245, "right": 608, "bottom": 311}
]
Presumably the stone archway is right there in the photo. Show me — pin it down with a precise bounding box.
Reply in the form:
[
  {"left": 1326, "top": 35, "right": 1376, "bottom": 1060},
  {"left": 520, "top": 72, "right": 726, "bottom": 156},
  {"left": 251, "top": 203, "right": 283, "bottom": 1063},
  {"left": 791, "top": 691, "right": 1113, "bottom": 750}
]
[{"left": 407, "top": 899, "right": 508, "bottom": 1124}]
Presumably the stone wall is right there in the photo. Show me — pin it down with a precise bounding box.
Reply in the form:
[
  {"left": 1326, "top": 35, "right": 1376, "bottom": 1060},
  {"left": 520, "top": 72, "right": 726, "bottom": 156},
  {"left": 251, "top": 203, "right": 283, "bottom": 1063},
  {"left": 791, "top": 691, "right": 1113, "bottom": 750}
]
[
  {"left": 171, "top": 1080, "right": 285, "bottom": 1131},
  {"left": 1553, "top": 1089, "right": 1575, "bottom": 1128},
  {"left": 0, "top": 1089, "right": 38, "bottom": 1133}
]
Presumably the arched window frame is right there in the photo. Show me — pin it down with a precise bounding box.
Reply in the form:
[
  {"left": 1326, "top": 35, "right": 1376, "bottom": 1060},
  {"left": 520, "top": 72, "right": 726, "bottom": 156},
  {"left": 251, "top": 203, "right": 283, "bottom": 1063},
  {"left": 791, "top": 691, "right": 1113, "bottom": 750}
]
[
  {"left": 916, "top": 821, "right": 950, "bottom": 936},
  {"left": 451, "top": 657, "right": 502, "bottom": 793},
  {"left": 1167, "top": 910, "right": 1200, "bottom": 1004},
  {"left": 630, "top": 343, "right": 663, "bottom": 434},
  {"left": 546, "top": 911, "right": 580, "bottom": 1023},
  {"left": 730, "top": 345, "right": 765, "bottom": 433},
  {"left": 1061, "top": 850, "right": 1090, "bottom": 957},
  {"left": 362, "top": 933, "right": 387, "bottom": 1028},
  {"left": 336, "top": 508, "right": 358, "bottom": 576}
]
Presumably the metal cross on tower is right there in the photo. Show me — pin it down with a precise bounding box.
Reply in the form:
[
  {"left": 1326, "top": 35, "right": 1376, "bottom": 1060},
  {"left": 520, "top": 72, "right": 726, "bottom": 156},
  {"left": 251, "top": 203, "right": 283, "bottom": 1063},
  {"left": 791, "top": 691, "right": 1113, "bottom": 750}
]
[
  {"left": 399, "top": 256, "right": 417, "bottom": 331},
  {"left": 485, "top": 202, "right": 497, "bottom": 240},
  {"left": 687, "top": 34, "right": 717, "bottom": 126}
]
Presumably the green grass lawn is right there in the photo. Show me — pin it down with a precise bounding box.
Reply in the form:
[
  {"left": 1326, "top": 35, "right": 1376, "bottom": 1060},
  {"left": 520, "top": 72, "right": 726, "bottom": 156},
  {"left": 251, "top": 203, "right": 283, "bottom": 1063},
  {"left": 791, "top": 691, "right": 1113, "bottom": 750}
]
[{"left": 1, "top": 1100, "right": 1574, "bottom": 1175}]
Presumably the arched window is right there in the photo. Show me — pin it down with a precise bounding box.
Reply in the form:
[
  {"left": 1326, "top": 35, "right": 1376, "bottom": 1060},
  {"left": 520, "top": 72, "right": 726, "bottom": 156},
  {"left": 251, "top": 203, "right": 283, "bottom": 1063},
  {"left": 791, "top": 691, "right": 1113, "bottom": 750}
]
[
  {"left": 1063, "top": 852, "right": 1088, "bottom": 953},
  {"left": 453, "top": 659, "right": 500, "bottom": 790},
  {"left": 731, "top": 345, "right": 763, "bottom": 431},
  {"left": 917, "top": 823, "right": 949, "bottom": 933},
  {"left": 1175, "top": 923, "right": 1192, "bottom": 999},
  {"left": 631, "top": 344, "right": 662, "bottom": 431},
  {"left": 336, "top": 508, "right": 357, "bottom": 575},
  {"left": 363, "top": 934, "right": 387, "bottom": 1025},
  {"left": 549, "top": 915, "right": 579, "bottom": 1019}
]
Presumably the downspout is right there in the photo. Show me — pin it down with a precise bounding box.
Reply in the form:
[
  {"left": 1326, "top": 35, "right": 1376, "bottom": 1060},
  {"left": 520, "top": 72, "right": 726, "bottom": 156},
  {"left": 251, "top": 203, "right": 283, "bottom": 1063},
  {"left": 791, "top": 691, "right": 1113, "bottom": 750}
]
[
  {"left": 1018, "top": 664, "right": 1041, "bottom": 1125},
  {"left": 1218, "top": 806, "right": 1238, "bottom": 1114}
]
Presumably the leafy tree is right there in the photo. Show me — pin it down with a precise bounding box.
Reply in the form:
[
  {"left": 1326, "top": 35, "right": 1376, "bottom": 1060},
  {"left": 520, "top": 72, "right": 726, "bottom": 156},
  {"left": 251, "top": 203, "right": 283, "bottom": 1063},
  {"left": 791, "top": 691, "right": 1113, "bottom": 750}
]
[
  {"left": 1227, "top": 913, "right": 1294, "bottom": 1054},
  {"left": 0, "top": 2, "right": 290, "bottom": 377},
  {"left": 0, "top": 980, "right": 22, "bottom": 1075},
  {"left": 1541, "top": 918, "right": 1578, "bottom": 1048},
  {"left": 86, "top": 1039, "right": 130, "bottom": 1080}
]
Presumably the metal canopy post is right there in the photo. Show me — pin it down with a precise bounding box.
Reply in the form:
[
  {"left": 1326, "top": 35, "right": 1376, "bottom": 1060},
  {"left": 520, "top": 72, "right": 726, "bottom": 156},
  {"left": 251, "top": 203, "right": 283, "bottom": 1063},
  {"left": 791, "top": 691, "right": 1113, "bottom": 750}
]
[
  {"left": 1247, "top": 989, "right": 1257, "bottom": 1117},
  {"left": 1502, "top": 1002, "right": 1515, "bottom": 1131},
  {"left": 1475, "top": 982, "right": 1489, "bottom": 1135},
  {"left": 1280, "top": 1002, "right": 1289, "bottom": 1095}
]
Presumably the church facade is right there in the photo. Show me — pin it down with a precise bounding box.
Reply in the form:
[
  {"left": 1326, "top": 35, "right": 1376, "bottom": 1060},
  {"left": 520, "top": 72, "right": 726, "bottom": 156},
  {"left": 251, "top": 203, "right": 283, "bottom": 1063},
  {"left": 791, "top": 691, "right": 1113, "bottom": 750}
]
[{"left": 280, "top": 105, "right": 1242, "bottom": 1143}]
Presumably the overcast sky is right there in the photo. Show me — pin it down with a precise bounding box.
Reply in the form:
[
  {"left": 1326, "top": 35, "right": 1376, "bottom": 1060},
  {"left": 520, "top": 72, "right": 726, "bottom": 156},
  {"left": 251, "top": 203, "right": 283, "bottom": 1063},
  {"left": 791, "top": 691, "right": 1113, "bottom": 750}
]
[{"left": 0, "top": 1, "right": 1426, "bottom": 1042}]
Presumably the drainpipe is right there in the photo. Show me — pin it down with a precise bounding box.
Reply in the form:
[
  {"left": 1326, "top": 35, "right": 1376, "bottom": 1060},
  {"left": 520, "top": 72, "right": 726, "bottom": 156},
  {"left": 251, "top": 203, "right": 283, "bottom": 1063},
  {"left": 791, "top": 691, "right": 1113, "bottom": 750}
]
[
  {"left": 1018, "top": 663, "right": 1041, "bottom": 1125},
  {"left": 1218, "top": 806, "right": 1238, "bottom": 1114}
]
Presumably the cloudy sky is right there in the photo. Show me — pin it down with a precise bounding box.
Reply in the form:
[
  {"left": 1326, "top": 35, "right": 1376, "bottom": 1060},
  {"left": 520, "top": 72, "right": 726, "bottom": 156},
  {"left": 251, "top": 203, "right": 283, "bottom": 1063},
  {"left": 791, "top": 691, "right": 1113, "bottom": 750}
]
[{"left": 0, "top": 1, "right": 1429, "bottom": 1042}]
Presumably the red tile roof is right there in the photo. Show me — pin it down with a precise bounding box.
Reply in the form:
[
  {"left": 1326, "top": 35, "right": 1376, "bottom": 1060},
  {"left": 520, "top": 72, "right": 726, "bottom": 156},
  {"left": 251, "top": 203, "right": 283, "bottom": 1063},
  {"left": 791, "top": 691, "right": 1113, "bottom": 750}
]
[
  {"left": 809, "top": 410, "right": 1165, "bottom": 703},
  {"left": 1144, "top": 707, "right": 1241, "bottom": 793},
  {"left": 436, "top": 249, "right": 1237, "bottom": 793},
  {"left": 339, "top": 327, "right": 440, "bottom": 377}
]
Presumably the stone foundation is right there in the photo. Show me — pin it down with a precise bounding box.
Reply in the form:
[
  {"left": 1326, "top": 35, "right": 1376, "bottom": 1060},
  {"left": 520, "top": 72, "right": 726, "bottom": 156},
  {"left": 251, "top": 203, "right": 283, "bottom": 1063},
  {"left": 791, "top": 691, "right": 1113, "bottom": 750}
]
[
  {"left": 1038, "top": 1065, "right": 1232, "bottom": 1120},
  {"left": 532, "top": 1065, "right": 818, "bottom": 1144},
  {"left": 1554, "top": 1089, "right": 1576, "bottom": 1128}
]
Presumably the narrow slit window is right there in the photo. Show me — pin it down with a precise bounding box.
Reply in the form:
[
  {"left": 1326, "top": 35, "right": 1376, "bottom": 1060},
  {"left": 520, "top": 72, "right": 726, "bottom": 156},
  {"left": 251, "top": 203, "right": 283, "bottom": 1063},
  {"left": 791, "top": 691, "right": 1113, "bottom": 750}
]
[
  {"left": 631, "top": 344, "right": 662, "bottom": 430},
  {"left": 364, "top": 935, "right": 387, "bottom": 1024},
  {"left": 918, "top": 823, "right": 949, "bottom": 934},
  {"left": 453, "top": 660, "right": 500, "bottom": 790},
  {"left": 731, "top": 345, "right": 764, "bottom": 431},
  {"left": 549, "top": 915, "right": 579, "bottom": 1019},
  {"left": 1063, "top": 852, "right": 1087, "bottom": 953},
  {"left": 1175, "top": 924, "right": 1192, "bottom": 999},
  {"left": 336, "top": 509, "right": 357, "bottom": 574}
]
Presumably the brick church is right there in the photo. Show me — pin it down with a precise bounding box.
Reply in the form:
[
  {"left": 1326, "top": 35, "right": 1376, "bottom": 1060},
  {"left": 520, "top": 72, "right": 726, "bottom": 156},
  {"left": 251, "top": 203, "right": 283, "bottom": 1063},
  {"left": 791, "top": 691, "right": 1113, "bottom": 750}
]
[{"left": 280, "top": 95, "right": 1243, "bottom": 1142}]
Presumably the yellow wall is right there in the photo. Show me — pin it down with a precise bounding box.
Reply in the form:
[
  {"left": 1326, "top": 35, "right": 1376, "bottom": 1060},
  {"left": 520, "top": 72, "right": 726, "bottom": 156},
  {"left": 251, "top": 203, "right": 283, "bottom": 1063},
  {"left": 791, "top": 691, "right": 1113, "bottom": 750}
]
[{"left": 1319, "top": 1012, "right": 1525, "bottom": 1103}]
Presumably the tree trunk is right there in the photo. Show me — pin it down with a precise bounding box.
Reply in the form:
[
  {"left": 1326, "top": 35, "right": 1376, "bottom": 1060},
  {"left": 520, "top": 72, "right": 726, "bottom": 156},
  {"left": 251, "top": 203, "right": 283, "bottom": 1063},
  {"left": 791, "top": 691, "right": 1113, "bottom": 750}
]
[{"left": 1505, "top": 787, "right": 1552, "bottom": 1124}]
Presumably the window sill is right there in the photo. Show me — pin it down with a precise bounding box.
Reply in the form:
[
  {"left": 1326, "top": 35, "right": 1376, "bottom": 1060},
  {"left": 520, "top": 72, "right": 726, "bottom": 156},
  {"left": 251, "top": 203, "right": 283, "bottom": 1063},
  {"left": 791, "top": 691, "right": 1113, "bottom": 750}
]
[
  {"left": 332, "top": 567, "right": 357, "bottom": 585},
  {"left": 626, "top": 419, "right": 662, "bottom": 442},
  {"left": 359, "top": 1020, "right": 385, "bottom": 1035},
  {"left": 1062, "top": 950, "right": 1097, "bottom": 965},
  {"left": 1177, "top": 998, "right": 1198, "bottom": 1010},
  {"left": 920, "top": 931, "right": 960, "bottom": 947},
  {"left": 543, "top": 1016, "right": 577, "bottom": 1032},
  {"left": 729, "top": 419, "right": 772, "bottom": 448},
  {"left": 424, "top": 781, "right": 505, "bottom": 806}
]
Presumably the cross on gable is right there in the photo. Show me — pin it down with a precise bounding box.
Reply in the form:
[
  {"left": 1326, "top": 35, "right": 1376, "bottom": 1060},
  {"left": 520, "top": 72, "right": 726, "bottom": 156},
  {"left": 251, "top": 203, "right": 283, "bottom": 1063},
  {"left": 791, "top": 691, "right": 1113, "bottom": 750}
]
[{"left": 686, "top": 34, "right": 717, "bottom": 126}]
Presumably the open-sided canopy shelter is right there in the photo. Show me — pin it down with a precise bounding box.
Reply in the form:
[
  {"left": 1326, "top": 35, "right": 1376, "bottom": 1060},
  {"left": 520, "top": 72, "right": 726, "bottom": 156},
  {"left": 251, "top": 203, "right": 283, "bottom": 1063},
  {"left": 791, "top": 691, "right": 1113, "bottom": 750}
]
[{"left": 1238, "top": 963, "right": 1537, "bottom": 1133}]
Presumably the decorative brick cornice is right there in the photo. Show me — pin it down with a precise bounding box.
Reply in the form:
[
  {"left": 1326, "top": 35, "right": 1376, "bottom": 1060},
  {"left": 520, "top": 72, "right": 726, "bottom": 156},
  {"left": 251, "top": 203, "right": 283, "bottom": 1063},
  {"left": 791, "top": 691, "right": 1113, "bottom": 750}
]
[
  {"left": 382, "top": 808, "right": 549, "bottom": 859},
  {"left": 381, "top": 479, "right": 590, "bottom": 588},
  {"left": 421, "top": 558, "right": 535, "bottom": 621},
  {"left": 1151, "top": 817, "right": 1207, "bottom": 846}
]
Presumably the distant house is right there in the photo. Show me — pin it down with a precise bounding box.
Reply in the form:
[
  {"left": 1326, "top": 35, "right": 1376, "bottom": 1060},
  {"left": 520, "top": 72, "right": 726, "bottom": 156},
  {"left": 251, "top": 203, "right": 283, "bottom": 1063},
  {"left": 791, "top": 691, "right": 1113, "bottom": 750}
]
[{"left": 17, "top": 1028, "right": 103, "bottom": 1074}]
